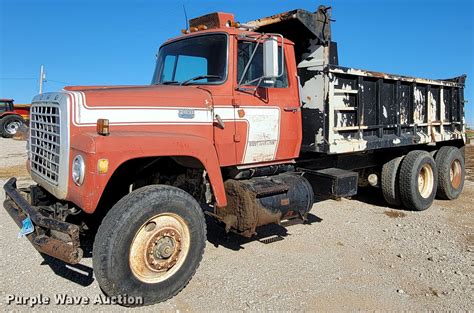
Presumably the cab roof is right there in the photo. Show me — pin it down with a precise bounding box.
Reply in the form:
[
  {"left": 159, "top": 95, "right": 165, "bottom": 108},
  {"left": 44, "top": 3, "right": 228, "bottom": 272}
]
[{"left": 162, "top": 11, "right": 295, "bottom": 46}]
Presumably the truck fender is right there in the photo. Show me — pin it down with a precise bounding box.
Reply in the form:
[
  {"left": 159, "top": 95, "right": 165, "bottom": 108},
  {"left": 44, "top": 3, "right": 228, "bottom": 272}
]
[
  {"left": 0, "top": 112, "right": 24, "bottom": 120},
  {"left": 68, "top": 131, "right": 227, "bottom": 213}
]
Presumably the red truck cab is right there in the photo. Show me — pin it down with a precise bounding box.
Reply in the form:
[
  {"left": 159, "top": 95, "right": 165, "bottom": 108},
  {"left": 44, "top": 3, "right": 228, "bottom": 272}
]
[{"left": 29, "top": 14, "right": 303, "bottom": 214}]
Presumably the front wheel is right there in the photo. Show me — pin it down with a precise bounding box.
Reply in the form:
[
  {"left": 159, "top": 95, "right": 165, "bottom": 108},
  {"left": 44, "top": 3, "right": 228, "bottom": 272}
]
[
  {"left": 93, "top": 185, "right": 206, "bottom": 306},
  {"left": 0, "top": 115, "right": 24, "bottom": 138}
]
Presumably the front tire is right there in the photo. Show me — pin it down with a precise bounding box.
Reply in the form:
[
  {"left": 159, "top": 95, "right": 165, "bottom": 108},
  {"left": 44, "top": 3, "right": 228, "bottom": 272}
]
[
  {"left": 0, "top": 115, "right": 24, "bottom": 138},
  {"left": 399, "top": 150, "right": 438, "bottom": 211},
  {"left": 93, "top": 185, "right": 206, "bottom": 306}
]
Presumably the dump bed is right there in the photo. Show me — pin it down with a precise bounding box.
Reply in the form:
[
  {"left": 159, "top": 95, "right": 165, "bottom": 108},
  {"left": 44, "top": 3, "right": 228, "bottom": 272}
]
[
  {"left": 300, "top": 66, "right": 466, "bottom": 154},
  {"left": 247, "top": 5, "right": 467, "bottom": 154}
]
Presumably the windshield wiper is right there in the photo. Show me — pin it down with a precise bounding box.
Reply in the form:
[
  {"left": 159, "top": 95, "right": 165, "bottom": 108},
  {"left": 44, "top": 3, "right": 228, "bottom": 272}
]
[
  {"left": 161, "top": 81, "right": 179, "bottom": 85},
  {"left": 180, "top": 75, "right": 221, "bottom": 86}
]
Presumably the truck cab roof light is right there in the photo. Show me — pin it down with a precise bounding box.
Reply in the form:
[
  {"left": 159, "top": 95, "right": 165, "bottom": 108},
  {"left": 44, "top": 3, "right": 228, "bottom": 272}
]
[{"left": 189, "top": 12, "right": 235, "bottom": 30}]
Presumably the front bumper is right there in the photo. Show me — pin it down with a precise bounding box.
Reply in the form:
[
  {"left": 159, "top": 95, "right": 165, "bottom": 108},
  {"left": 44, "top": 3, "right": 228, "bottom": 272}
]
[{"left": 3, "top": 177, "right": 83, "bottom": 264}]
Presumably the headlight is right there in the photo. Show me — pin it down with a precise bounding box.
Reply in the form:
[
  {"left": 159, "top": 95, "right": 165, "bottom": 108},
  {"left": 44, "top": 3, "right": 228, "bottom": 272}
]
[{"left": 72, "top": 155, "right": 85, "bottom": 186}]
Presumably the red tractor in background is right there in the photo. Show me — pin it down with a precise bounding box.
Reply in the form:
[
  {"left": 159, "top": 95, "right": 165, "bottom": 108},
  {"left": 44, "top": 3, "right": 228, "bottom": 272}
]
[{"left": 0, "top": 98, "right": 30, "bottom": 138}]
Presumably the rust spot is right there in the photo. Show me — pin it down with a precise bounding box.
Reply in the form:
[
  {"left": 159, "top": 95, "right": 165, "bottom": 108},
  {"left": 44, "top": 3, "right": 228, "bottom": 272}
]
[
  {"left": 33, "top": 235, "right": 83, "bottom": 264},
  {"left": 280, "top": 198, "right": 290, "bottom": 206},
  {"left": 238, "top": 109, "right": 245, "bottom": 118},
  {"left": 384, "top": 210, "right": 407, "bottom": 218},
  {"left": 430, "top": 125, "right": 437, "bottom": 142},
  {"left": 217, "top": 180, "right": 281, "bottom": 237},
  {"left": 248, "top": 10, "right": 296, "bottom": 28},
  {"left": 282, "top": 209, "right": 294, "bottom": 219},
  {"left": 366, "top": 70, "right": 386, "bottom": 78}
]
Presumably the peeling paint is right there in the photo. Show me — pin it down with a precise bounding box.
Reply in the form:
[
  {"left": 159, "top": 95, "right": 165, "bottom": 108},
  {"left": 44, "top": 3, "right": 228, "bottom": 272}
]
[
  {"left": 413, "top": 87, "right": 425, "bottom": 124},
  {"left": 300, "top": 60, "right": 465, "bottom": 154}
]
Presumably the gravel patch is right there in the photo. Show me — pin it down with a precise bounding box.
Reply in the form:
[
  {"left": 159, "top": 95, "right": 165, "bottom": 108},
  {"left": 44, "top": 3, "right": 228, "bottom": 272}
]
[{"left": 0, "top": 138, "right": 472, "bottom": 311}]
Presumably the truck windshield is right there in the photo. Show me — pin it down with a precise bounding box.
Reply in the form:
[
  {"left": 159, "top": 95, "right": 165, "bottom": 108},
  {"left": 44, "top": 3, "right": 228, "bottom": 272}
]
[{"left": 152, "top": 34, "right": 227, "bottom": 85}]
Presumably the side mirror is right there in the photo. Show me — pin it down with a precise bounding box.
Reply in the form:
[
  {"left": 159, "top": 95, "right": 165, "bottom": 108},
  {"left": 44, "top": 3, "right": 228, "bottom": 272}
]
[{"left": 263, "top": 36, "right": 279, "bottom": 78}]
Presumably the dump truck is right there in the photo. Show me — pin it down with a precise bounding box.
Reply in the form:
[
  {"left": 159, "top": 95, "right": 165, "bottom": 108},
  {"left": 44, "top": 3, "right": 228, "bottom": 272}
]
[
  {"left": 3, "top": 6, "right": 467, "bottom": 306},
  {"left": 0, "top": 99, "right": 30, "bottom": 138}
]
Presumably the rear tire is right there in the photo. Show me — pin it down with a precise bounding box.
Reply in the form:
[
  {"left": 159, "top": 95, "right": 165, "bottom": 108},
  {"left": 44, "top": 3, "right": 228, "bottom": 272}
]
[
  {"left": 381, "top": 156, "right": 404, "bottom": 207},
  {"left": 435, "top": 146, "right": 465, "bottom": 200},
  {"left": 0, "top": 115, "right": 24, "bottom": 138},
  {"left": 93, "top": 185, "right": 206, "bottom": 306},
  {"left": 399, "top": 150, "right": 438, "bottom": 211}
]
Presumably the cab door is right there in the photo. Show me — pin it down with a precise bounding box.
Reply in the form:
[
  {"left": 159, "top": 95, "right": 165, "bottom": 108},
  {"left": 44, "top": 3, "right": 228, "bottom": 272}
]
[{"left": 234, "top": 40, "right": 301, "bottom": 165}]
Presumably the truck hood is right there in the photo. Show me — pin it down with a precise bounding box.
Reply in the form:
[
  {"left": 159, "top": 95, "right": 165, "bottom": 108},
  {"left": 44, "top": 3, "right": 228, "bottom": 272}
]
[
  {"left": 34, "top": 85, "right": 214, "bottom": 128},
  {"left": 63, "top": 84, "right": 213, "bottom": 109}
]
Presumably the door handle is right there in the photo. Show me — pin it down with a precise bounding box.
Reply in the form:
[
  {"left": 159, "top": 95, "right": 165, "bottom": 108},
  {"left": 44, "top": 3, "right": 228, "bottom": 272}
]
[
  {"left": 214, "top": 114, "right": 225, "bottom": 129},
  {"left": 284, "top": 106, "right": 301, "bottom": 112}
]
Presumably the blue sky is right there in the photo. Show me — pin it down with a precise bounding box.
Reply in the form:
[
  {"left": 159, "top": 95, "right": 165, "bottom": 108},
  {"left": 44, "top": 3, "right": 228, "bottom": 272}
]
[{"left": 1, "top": 0, "right": 473, "bottom": 126}]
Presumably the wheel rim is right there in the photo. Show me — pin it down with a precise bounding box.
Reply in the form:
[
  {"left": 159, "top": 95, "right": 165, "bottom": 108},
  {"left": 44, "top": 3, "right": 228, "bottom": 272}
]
[
  {"left": 129, "top": 213, "right": 190, "bottom": 284},
  {"left": 450, "top": 159, "right": 462, "bottom": 189},
  {"left": 5, "top": 121, "right": 21, "bottom": 135},
  {"left": 418, "top": 164, "right": 434, "bottom": 198}
]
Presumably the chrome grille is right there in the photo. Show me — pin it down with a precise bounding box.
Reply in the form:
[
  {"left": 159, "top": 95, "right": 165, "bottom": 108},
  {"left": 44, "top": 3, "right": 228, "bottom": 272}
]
[{"left": 30, "top": 103, "right": 61, "bottom": 185}]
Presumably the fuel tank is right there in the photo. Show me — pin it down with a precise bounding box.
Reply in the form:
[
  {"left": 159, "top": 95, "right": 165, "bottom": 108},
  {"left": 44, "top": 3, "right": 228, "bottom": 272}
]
[{"left": 217, "top": 172, "right": 314, "bottom": 237}]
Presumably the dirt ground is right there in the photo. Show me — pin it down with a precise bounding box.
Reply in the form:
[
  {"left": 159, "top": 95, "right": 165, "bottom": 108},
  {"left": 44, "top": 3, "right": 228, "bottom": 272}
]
[{"left": 0, "top": 137, "right": 472, "bottom": 311}]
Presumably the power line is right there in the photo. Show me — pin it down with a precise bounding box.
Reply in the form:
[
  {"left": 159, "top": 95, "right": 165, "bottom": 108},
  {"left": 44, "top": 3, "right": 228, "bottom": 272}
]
[
  {"left": 0, "top": 77, "right": 37, "bottom": 80},
  {"left": 0, "top": 77, "right": 75, "bottom": 85},
  {"left": 48, "top": 79, "right": 75, "bottom": 85}
]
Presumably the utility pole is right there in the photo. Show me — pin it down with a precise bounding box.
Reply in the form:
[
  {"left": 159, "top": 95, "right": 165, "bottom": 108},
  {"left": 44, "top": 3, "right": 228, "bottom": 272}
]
[{"left": 39, "top": 65, "right": 46, "bottom": 94}]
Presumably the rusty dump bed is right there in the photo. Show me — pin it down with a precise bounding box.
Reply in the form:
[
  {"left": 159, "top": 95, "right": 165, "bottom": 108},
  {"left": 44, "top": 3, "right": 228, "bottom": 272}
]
[
  {"left": 299, "top": 66, "right": 466, "bottom": 154},
  {"left": 248, "top": 5, "right": 467, "bottom": 155}
]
